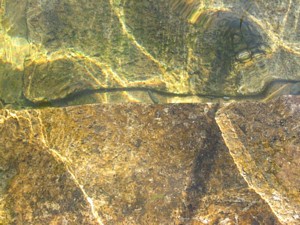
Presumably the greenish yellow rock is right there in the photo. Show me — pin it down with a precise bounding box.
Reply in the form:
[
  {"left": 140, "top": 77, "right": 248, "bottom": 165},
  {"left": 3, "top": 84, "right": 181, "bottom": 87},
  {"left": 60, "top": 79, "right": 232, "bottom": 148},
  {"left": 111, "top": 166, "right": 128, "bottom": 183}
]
[
  {"left": 0, "top": 0, "right": 299, "bottom": 106},
  {"left": 0, "top": 61, "right": 23, "bottom": 106}
]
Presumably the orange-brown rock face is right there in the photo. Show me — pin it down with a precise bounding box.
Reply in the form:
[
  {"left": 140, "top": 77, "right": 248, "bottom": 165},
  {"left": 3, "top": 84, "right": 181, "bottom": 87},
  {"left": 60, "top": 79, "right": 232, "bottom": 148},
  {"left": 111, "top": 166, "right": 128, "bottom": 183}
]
[{"left": 0, "top": 103, "right": 284, "bottom": 224}]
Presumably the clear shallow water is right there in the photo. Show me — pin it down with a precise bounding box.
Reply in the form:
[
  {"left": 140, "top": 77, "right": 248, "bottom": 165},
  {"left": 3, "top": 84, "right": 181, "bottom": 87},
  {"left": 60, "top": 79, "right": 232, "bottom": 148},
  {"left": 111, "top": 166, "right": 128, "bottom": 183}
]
[
  {"left": 0, "top": 0, "right": 300, "bottom": 109},
  {"left": 0, "top": 2, "right": 300, "bottom": 224}
]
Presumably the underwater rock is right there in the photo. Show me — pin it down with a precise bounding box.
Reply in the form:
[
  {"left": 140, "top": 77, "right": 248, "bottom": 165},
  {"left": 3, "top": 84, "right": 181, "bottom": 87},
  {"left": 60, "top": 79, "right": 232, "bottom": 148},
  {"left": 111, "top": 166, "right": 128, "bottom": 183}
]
[
  {"left": 0, "top": 0, "right": 299, "bottom": 105},
  {"left": 216, "top": 96, "right": 300, "bottom": 224},
  {"left": 0, "top": 61, "right": 23, "bottom": 107},
  {"left": 0, "top": 103, "right": 281, "bottom": 224}
]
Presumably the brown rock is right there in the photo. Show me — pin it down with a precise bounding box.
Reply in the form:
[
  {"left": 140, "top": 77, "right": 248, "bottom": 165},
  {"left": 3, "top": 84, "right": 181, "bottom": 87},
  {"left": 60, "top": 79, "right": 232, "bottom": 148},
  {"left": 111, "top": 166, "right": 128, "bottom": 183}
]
[
  {"left": 0, "top": 109, "right": 99, "bottom": 224},
  {"left": 0, "top": 104, "right": 280, "bottom": 224},
  {"left": 216, "top": 96, "right": 300, "bottom": 224}
]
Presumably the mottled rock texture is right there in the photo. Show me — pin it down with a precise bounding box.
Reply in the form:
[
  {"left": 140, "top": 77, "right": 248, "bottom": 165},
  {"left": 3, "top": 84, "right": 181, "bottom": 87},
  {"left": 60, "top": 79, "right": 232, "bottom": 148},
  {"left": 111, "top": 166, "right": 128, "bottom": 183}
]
[
  {"left": 0, "top": 102, "right": 286, "bottom": 224},
  {"left": 216, "top": 96, "right": 300, "bottom": 224},
  {"left": 0, "top": 1, "right": 299, "bottom": 223}
]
